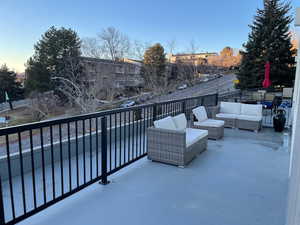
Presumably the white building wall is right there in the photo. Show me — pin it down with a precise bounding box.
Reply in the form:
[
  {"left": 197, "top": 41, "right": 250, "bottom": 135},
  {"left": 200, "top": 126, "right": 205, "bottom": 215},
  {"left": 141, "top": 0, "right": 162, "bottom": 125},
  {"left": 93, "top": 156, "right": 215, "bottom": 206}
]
[{"left": 286, "top": 9, "right": 300, "bottom": 225}]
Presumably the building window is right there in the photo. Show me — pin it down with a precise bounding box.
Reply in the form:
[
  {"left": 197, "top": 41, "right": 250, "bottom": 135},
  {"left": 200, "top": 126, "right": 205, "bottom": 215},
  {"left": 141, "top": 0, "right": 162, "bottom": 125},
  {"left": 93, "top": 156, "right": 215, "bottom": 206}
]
[{"left": 116, "top": 65, "right": 125, "bottom": 74}]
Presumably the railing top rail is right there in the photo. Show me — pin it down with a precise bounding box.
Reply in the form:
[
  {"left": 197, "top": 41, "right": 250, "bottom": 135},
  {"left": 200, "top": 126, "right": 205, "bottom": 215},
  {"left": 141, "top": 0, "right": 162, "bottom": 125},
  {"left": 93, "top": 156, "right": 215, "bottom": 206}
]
[
  {"left": 219, "top": 90, "right": 241, "bottom": 97},
  {"left": 0, "top": 92, "right": 219, "bottom": 136}
]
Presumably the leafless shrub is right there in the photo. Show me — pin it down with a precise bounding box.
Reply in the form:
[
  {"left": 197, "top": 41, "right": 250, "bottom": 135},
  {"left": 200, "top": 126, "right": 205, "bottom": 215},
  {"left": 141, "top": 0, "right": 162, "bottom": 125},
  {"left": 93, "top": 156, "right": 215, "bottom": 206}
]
[{"left": 27, "top": 91, "right": 59, "bottom": 121}]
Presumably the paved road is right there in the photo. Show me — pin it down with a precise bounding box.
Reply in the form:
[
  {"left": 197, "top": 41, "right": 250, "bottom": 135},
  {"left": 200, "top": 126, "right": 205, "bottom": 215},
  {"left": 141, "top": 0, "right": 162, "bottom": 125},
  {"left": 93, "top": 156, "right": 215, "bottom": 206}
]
[
  {"left": 0, "top": 99, "right": 29, "bottom": 113},
  {"left": 152, "top": 74, "right": 236, "bottom": 102}
]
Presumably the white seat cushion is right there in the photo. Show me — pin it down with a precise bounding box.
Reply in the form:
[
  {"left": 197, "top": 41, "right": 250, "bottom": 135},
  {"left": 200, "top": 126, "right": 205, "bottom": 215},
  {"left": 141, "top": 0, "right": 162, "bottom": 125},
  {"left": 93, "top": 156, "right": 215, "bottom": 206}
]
[
  {"left": 216, "top": 113, "right": 238, "bottom": 119},
  {"left": 240, "top": 104, "right": 263, "bottom": 117},
  {"left": 172, "top": 114, "right": 187, "bottom": 130},
  {"left": 185, "top": 128, "right": 208, "bottom": 148},
  {"left": 154, "top": 116, "right": 177, "bottom": 131},
  {"left": 237, "top": 115, "right": 262, "bottom": 122},
  {"left": 193, "top": 106, "right": 208, "bottom": 122},
  {"left": 220, "top": 102, "right": 241, "bottom": 115},
  {"left": 194, "top": 119, "right": 225, "bottom": 127}
]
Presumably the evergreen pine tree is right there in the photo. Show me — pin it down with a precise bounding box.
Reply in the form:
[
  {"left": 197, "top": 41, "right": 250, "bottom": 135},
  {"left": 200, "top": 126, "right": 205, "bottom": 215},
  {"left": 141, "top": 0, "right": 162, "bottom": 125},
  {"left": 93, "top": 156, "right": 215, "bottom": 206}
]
[
  {"left": 0, "top": 65, "right": 23, "bottom": 103},
  {"left": 25, "top": 26, "right": 81, "bottom": 93},
  {"left": 237, "top": 0, "right": 295, "bottom": 89},
  {"left": 142, "top": 43, "right": 166, "bottom": 89}
]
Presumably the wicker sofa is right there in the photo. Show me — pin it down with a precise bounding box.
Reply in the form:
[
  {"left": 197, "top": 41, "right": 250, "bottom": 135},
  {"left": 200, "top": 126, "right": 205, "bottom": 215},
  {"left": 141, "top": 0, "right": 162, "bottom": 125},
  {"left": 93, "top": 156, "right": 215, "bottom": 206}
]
[
  {"left": 191, "top": 106, "right": 225, "bottom": 140},
  {"left": 211, "top": 102, "right": 263, "bottom": 132},
  {"left": 147, "top": 114, "right": 208, "bottom": 167}
]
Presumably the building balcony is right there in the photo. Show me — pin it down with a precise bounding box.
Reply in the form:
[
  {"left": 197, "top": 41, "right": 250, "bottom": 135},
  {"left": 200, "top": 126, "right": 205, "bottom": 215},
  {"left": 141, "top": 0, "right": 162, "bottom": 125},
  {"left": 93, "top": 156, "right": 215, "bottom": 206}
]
[{"left": 0, "top": 93, "right": 291, "bottom": 225}]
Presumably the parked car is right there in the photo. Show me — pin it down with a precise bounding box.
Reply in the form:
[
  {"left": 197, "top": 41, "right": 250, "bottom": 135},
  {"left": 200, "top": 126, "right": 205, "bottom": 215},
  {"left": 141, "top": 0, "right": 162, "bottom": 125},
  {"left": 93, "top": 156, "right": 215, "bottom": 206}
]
[
  {"left": 120, "top": 100, "right": 136, "bottom": 108},
  {"left": 177, "top": 84, "right": 188, "bottom": 90}
]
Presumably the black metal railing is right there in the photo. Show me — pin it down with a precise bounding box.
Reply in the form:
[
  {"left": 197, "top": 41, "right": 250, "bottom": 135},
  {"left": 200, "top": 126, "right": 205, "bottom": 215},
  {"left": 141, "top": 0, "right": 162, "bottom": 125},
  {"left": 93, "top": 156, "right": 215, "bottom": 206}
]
[
  {"left": 0, "top": 93, "right": 219, "bottom": 225},
  {"left": 218, "top": 90, "right": 242, "bottom": 102}
]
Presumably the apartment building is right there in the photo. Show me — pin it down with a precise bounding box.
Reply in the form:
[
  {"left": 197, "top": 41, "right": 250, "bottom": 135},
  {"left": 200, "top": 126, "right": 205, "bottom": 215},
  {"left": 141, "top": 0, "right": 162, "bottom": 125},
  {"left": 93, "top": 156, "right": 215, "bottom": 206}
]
[
  {"left": 168, "top": 52, "right": 218, "bottom": 65},
  {"left": 79, "top": 57, "right": 144, "bottom": 89}
]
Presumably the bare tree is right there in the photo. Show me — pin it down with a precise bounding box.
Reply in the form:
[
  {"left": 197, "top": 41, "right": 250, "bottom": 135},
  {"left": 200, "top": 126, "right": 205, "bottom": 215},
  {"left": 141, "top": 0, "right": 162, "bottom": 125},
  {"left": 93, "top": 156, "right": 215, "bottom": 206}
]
[
  {"left": 187, "top": 39, "right": 200, "bottom": 54},
  {"left": 52, "top": 57, "right": 120, "bottom": 113},
  {"left": 81, "top": 37, "right": 103, "bottom": 58},
  {"left": 52, "top": 58, "right": 100, "bottom": 113},
  {"left": 98, "top": 27, "right": 130, "bottom": 61},
  {"left": 131, "top": 40, "right": 151, "bottom": 60},
  {"left": 166, "top": 39, "right": 177, "bottom": 55}
]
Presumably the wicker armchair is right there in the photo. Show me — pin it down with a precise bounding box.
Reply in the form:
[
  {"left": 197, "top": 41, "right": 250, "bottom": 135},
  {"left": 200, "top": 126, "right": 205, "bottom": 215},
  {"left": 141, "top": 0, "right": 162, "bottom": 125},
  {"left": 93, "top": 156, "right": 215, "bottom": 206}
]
[
  {"left": 191, "top": 106, "right": 225, "bottom": 140},
  {"left": 147, "top": 128, "right": 207, "bottom": 166},
  {"left": 147, "top": 115, "right": 208, "bottom": 167}
]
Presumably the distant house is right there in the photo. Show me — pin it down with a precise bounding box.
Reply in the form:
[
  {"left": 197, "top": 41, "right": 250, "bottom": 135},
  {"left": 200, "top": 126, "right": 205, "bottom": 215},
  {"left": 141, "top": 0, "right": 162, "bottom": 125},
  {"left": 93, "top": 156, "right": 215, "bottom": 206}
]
[
  {"left": 79, "top": 57, "right": 144, "bottom": 89},
  {"left": 168, "top": 53, "right": 218, "bottom": 65}
]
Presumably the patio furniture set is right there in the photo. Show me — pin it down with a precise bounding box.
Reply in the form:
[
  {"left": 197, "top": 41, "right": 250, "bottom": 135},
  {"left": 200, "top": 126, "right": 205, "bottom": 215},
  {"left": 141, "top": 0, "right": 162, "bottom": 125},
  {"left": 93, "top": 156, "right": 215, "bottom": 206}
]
[{"left": 147, "top": 101, "right": 263, "bottom": 167}]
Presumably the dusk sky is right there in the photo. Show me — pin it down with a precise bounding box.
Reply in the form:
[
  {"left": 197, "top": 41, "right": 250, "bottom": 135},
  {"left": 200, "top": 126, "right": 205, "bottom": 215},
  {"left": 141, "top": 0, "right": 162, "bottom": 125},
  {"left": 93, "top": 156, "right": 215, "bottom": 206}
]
[{"left": 0, "top": 0, "right": 299, "bottom": 72}]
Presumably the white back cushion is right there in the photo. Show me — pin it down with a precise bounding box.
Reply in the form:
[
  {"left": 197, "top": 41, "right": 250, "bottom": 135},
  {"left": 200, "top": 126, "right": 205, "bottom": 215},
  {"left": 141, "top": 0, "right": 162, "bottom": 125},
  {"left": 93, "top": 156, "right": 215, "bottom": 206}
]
[
  {"left": 220, "top": 102, "right": 241, "bottom": 115},
  {"left": 172, "top": 114, "right": 187, "bottom": 130},
  {"left": 240, "top": 104, "right": 263, "bottom": 117},
  {"left": 193, "top": 106, "right": 208, "bottom": 122},
  {"left": 154, "top": 116, "right": 177, "bottom": 130}
]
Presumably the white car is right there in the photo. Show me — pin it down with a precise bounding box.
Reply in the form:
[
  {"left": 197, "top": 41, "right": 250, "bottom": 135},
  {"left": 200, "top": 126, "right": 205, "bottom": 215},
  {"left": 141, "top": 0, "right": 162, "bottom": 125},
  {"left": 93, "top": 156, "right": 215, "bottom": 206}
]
[
  {"left": 120, "top": 100, "right": 136, "bottom": 108},
  {"left": 177, "top": 84, "right": 188, "bottom": 90}
]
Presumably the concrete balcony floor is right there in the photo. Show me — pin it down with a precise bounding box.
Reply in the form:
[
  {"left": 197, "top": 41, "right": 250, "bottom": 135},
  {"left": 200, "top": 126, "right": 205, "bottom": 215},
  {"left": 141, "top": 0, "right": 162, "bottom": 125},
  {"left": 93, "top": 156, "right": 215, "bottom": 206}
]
[{"left": 19, "top": 128, "right": 290, "bottom": 225}]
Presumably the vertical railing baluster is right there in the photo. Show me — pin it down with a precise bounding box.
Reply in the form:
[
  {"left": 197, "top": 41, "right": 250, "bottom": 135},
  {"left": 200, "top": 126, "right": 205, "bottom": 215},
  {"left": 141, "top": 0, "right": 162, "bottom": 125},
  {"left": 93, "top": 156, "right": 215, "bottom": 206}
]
[
  {"left": 89, "top": 119, "right": 93, "bottom": 180},
  {"left": 114, "top": 113, "right": 117, "bottom": 169},
  {"left": 143, "top": 108, "right": 146, "bottom": 154},
  {"left": 82, "top": 120, "right": 86, "bottom": 184},
  {"left": 5, "top": 135, "right": 15, "bottom": 219},
  {"left": 119, "top": 112, "right": 122, "bottom": 166},
  {"left": 124, "top": 111, "right": 126, "bottom": 163},
  {"left": 75, "top": 121, "right": 79, "bottom": 187},
  {"left": 128, "top": 110, "right": 131, "bottom": 161},
  {"left": 201, "top": 97, "right": 204, "bottom": 106},
  {"left": 153, "top": 103, "right": 157, "bottom": 123},
  {"left": 100, "top": 117, "right": 110, "bottom": 185},
  {"left": 132, "top": 110, "right": 135, "bottom": 159},
  {"left": 172, "top": 102, "right": 175, "bottom": 116},
  {"left": 40, "top": 128, "right": 46, "bottom": 203},
  {"left": 0, "top": 174, "right": 5, "bottom": 225},
  {"left": 182, "top": 100, "right": 186, "bottom": 115},
  {"left": 17, "top": 132, "right": 26, "bottom": 214},
  {"left": 50, "top": 126, "right": 55, "bottom": 200},
  {"left": 59, "top": 124, "right": 64, "bottom": 195},
  {"left": 29, "top": 130, "right": 37, "bottom": 209},
  {"left": 67, "top": 122, "right": 72, "bottom": 191},
  {"left": 139, "top": 110, "right": 142, "bottom": 156},
  {"left": 215, "top": 93, "right": 219, "bottom": 106},
  {"left": 96, "top": 117, "right": 99, "bottom": 176},
  {"left": 135, "top": 111, "right": 138, "bottom": 157},
  {"left": 109, "top": 114, "right": 112, "bottom": 171}
]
